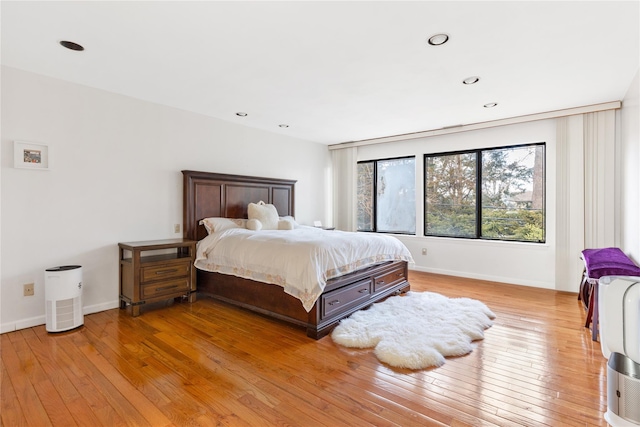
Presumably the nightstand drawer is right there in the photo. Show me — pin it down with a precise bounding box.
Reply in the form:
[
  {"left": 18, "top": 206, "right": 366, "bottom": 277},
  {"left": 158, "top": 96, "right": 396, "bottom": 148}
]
[
  {"left": 141, "top": 263, "right": 190, "bottom": 283},
  {"left": 141, "top": 278, "right": 190, "bottom": 299}
]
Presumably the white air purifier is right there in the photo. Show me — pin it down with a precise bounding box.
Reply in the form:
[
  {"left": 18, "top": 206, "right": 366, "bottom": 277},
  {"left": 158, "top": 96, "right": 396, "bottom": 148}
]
[
  {"left": 45, "top": 265, "right": 84, "bottom": 332},
  {"left": 599, "top": 276, "right": 640, "bottom": 427}
]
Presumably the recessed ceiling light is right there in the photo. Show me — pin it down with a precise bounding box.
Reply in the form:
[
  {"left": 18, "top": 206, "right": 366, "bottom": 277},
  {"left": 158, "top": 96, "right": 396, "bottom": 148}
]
[
  {"left": 59, "top": 40, "right": 84, "bottom": 51},
  {"left": 463, "top": 76, "right": 480, "bottom": 85},
  {"left": 279, "top": 124, "right": 289, "bottom": 128},
  {"left": 484, "top": 102, "right": 498, "bottom": 108},
  {"left": 427, "top": 33, "right": 449, "bottom": 46},
  {"left": 236, "top": 112, "right": 248, "bottom": 117}
]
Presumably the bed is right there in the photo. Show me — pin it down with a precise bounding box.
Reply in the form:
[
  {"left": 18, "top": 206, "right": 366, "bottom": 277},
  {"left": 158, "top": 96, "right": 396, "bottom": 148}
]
[{"left": 182, "top": 170, "right": 412, "bottom": 338}]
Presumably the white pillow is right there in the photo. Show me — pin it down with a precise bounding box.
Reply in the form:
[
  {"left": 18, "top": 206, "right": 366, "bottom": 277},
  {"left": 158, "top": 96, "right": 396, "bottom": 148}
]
[
  {"left": 277, "top": 219, "right": 294, "bottom": 230},
  {"left": 200, "top": 217, "right": 246, "bottom": 234},
  {"left": 279, "top": 216, "right": 298, "bottom": 228},
  {"left": 246, "top": 219, "right": 263, "bottom": 231},
  {"left": 248, "top": 201, "right": 279, "bottom": 230}
]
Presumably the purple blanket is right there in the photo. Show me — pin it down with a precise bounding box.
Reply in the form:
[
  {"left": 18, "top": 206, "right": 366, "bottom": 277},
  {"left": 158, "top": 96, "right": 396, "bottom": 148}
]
[{"left": 582, "top": 247, "right": 640, "bottom": 279}]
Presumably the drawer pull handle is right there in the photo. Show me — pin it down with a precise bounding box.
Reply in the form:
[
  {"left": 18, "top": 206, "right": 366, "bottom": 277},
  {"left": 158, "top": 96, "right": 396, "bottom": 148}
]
[
  {"left": 377, "top": 280, "right": 385, "bottom": 286},
  {"left": 328, "top": 300, "right": 341, "bottom": 306},
  {"left": 155, "top": 269, "right": 178, "bottom": 275},
  {"left": 156, "top": 284, "right": 179, "bottom": 291},
  {"left": 358, "top": 288, "right": 368, "bottom": 293},
  {"left": 396, "top": 272, "right": 403, "bottom": 277}
]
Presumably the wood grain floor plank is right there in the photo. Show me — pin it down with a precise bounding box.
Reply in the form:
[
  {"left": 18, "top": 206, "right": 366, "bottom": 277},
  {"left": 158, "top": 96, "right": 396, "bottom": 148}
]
[
  {"left": 147, "top": 326, "right": 350, "bottom": 426},
  {"left": 2, "top": 271, "right": 611, "bottom": 426},
  {"left": 75, "top": 333, "right": 176, "bottom": 427},
  {"left": 19, "top": 327, "right": 106, "bottom": 427},
  {"left": 56, "top": 332, "right": 154, "bottom": 427},
  {"left": 86, "top": 326, "right": 224, "bottom": 426},
  {"left": 1, "top": 334, "right": 53, "bottom": 426},
  {"left": 159, "top": 304, "right": 422, "bottom": 427},
  {"left": 117, "top": 322, "right": 272, "bottom": 426},
  {"left": 1, "top": 360, "right": 29, "bottom": 427},
  {"left": 272, "top": 334, "right": 503, "bottom": 426},
  {"left": 33, "top": 326, "right": 131, "bottom": 427}
]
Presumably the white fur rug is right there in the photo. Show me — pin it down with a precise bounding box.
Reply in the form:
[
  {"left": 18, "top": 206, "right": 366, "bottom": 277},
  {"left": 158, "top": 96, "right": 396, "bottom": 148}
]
[{"left": 331, "top": 291, "right": 496, "bottom": 369}]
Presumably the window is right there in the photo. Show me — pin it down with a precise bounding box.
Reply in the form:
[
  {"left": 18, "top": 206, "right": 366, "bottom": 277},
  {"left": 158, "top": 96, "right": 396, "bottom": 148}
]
[
  {"left": 357, "top": 156, "right": 415, "bottom": 234},
  {"left": 425, "top": 143, "right": 545, "bottom": 243},
  {"left": 424, "top": 151, "right": 477, "bottom": 238}
]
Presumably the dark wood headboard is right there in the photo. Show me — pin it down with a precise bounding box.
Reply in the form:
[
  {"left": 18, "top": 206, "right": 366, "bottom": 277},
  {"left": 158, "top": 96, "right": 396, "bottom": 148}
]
[{"left": 182, "top": 170, "right": 296, "bottom": 241}]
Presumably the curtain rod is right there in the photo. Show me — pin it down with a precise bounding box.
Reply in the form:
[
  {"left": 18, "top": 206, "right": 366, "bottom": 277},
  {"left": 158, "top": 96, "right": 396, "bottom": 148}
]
[{"left": 328, "top": 101, "right": 621, "bottom": 150}]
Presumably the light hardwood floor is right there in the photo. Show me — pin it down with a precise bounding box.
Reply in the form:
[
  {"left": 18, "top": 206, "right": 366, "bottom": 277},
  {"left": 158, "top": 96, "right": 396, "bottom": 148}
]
[{"left": 1, "top": 271, "right": 607, "bottom": 426}]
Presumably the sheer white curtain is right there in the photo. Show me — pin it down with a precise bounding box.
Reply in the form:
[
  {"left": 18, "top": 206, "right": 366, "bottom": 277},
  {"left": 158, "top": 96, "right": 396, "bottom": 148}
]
[
  {"left": 583, "top": 110, "right": 617, "bottom": 248},
  {"left": 555, "top": 109, "right": 617, "bottom": 291},
  {"left": 331, "top": 147, "right": 357, "bottom": 231},
  {"left": 555, "top": 115, "right": 585, "bottom": 292}
]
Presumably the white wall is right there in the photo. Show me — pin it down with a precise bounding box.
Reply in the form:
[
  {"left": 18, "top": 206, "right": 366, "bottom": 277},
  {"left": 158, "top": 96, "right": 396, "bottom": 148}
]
[
  {"left": 620, "top": 69, "right": 640, "bottom": 263},
  {"left": 356, "top": 120, "right": 558, "bottom": 289},
  {"left": 1, "top": 66, "right": 331, "bottom": 333}
]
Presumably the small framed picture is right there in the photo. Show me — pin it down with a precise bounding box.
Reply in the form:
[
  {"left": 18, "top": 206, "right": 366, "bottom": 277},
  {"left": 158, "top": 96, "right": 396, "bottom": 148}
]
[{"left": 14, "top": 141, "right": 49, "bottom": 170}]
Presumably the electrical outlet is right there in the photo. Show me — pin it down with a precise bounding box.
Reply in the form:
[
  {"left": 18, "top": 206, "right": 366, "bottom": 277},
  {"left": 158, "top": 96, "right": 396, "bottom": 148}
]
[
  {"left": 421, "top": 248, "right": 427, "bottom": 256},
  {"left": 23, "top": 283, "right": 34, "bottom": 296},
  {"left": 174, "top": 224, "right": 181, "bottom": 233}
]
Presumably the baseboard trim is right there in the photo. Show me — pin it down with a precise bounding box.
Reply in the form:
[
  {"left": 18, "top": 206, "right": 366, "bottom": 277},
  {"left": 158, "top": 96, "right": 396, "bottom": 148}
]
[
  {"left": 0, "top": 315, "right": 46, "bottom": 334},
  {"left": 0, "top": 300, "right": 120, "bottom": 334},
  {"left": 84, "top": 300, "right": 120, "bottom": 316},
  {"left": 408, "top": 265, "right": 555, "bottom": 290}
]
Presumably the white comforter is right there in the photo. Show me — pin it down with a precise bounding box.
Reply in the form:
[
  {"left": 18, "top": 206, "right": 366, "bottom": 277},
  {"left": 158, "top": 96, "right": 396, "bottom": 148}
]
[{"left": 195, "top": 226, "right": 414, "bottom": 312}]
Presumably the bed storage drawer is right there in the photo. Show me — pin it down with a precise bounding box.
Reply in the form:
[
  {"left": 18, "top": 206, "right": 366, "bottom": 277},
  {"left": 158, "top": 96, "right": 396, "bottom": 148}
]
[
  {"left": 141, "top": 278, "right": 190, "bottom": 299},
  {"left": 321, "top": 279, "right": 372, "bottom": 319},
  {"left": 141, "top": 263, "right": 191, "bottom": 283},
  {"left": 373, "top": 265, "right": 406, "bottom": 293}
]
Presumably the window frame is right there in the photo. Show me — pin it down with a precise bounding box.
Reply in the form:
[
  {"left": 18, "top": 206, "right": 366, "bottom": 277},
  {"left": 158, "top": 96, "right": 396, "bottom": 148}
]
[
  {"left": 357, "top": 155, "right": 416, "bottom": 235},
  {"left": 423, "top": 142, "right": 546, "bottom": 243}
]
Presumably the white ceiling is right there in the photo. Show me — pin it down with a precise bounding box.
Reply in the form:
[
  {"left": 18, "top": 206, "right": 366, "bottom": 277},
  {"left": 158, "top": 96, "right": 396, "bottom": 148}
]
[{"left": 2, "top": 1, "right": 639, "bottom": 145}]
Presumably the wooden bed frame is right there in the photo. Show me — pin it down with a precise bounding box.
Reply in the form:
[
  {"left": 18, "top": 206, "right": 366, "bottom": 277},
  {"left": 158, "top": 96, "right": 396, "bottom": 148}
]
[{"left": 182, "top": 170, "right": 410, "bottom": 338}]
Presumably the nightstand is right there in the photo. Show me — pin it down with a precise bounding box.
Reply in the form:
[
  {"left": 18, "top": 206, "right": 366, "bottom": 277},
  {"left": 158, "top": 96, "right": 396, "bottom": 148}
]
[{"left": 118, "top": 238, "right": 197, "bottom": 316}]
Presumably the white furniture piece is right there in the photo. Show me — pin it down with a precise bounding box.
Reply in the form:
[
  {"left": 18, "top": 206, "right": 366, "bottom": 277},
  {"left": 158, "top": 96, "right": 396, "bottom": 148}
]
[
  {"left": 599, "top": 276, "right": 640, "bottom": 427},
  {"left": 45, "top": 265, "right": 83, "bottom": 332}
]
